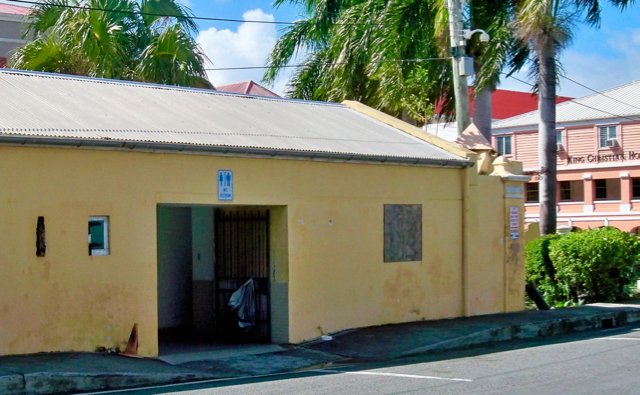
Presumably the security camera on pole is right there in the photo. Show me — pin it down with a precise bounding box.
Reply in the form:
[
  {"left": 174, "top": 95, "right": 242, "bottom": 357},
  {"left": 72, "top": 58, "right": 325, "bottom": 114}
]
[{"left": 446, "top": 0, "right": 489, "bottom": 135}]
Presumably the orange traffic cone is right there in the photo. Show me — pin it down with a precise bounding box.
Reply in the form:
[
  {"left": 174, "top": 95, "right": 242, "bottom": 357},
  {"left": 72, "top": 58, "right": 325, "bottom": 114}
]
[{"left": 120, "top": 323, "right": 142, "bottom": 358}]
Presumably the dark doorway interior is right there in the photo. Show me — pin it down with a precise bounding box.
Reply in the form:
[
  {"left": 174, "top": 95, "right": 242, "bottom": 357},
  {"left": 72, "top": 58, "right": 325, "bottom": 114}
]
[
  {"left": 214, "top": 209, "right": 271, "bottom": 343},
  {"left": 157, "top": 206, "right": 271, "bottom": 355}
]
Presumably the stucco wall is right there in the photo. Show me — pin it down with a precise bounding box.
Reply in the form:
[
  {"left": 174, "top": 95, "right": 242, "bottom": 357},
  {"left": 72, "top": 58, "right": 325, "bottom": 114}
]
[
  {"left": 0, "top": 144, "right": 522, "bottom": 356},
  {"left": 468, "top": 176, "right": 506, "bottom": 315}
]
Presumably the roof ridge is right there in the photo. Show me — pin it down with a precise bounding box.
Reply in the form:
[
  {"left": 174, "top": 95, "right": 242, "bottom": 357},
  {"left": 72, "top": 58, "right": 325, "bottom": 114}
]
[
  {"left": 0, "top": 68, "right": 337, "bottom": 106},
  {"left": 244, "top": 80, "right": 254, "bottom": 94}
]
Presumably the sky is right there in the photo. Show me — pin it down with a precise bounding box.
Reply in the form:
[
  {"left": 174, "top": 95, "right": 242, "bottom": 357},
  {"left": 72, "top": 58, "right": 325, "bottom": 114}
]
[
  {"left": 187, "top": 0, "right": 640, "bottom": 99},
  {"left": 3, "top": 0, "right": 639, "bottom": 98}
]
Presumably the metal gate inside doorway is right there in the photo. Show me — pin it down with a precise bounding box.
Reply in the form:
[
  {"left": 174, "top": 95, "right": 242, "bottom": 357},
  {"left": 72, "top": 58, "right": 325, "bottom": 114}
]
[{"left": 214, "top": 209, "right": 270, "bottom": 343}]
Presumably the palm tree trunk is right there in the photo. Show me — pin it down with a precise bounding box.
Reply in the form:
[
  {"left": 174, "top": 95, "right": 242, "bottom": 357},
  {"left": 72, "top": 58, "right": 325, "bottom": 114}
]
[
  {"left": 538, "top": 38, "right": 557, "bottom": 236},
  {"left": 473, "top": 85, "right": 493, "bottom": 142}
]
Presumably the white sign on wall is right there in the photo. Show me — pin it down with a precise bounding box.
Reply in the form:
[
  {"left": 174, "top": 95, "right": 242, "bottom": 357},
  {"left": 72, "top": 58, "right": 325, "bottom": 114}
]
[
  {"left": 218, "top": 170, "right": 233, "bottom": 201},
  {"left": 510, "top": 206, "right": 519, "bottom": 231},
  {"left": 510, "top": 206, "right": 519, "bottom": 240}
]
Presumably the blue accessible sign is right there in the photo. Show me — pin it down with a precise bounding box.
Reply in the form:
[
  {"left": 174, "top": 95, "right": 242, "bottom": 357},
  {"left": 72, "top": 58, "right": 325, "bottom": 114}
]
[{"left": 218, "top": 170, "right": 233, "bottom": 201}]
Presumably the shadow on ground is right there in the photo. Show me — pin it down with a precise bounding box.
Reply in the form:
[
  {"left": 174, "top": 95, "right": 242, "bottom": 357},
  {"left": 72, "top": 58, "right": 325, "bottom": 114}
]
[{"left": 127, "top": 322, "right": 640, "bottom": 394}]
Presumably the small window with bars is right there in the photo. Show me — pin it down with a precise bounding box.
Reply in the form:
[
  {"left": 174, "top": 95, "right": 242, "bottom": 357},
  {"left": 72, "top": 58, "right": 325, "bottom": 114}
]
[
  {"left": 559, "top": 181, "right": 571, "bottom": 201},
  {"left": 526, "top": 183, "right": 539, "bottom": 203},
  {"left": 595, "top": 179, "right": 607, "bottom": 200}
]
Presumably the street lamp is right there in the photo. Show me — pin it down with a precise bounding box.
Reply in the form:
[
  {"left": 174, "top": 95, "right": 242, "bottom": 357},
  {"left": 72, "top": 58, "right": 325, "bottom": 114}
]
[
  {"left": 462, "top": 29, "right": 490, "bottom": 43},
  {"left": 446, "top": 0, "right": 491, "bottom": 135}
]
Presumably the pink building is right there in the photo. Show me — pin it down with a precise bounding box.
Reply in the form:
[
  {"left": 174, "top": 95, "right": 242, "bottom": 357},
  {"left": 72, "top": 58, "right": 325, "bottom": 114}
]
[
  {"left": 0, "top": 3, "right": 31, "bottom": 67},
  {"left": 492, "top": 80, "right": 640, "bottom": 233}
]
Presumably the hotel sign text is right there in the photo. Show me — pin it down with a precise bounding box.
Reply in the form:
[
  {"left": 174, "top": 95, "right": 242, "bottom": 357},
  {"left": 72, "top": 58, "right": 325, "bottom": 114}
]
[{"left": 568, "top": 152, "right": 640, "bottom": 164}]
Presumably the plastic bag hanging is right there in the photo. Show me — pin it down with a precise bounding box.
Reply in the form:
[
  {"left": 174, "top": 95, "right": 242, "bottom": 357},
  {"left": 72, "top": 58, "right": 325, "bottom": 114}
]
[{"left": 228, "top": 278, "right": 256, "bottom": 329}]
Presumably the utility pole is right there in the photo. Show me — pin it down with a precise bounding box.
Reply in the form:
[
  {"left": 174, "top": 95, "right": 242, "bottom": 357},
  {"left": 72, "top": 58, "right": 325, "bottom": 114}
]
[{"left": 446, "top": 0, "right": 471, "bottom": 136}]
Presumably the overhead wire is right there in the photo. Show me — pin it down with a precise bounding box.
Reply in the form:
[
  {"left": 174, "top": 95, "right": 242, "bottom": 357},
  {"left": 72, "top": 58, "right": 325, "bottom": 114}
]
[
  {"left": 560, "top": 73, "right": 640, "bottom": 112},
  {"left": 205, "top": 58, "right": 452, "bottom": 71},
  {"left": 8, "top": 0, "right": 640, "bottom": 118},
  {"left": 4, "top": 0, "right": 430, "bottom": 28},
  {"left": 504, "top": 73, "right": 640, "bottom": 123},
  {"left": 6, "top": 0, "right": 299, "bottom": 24}
]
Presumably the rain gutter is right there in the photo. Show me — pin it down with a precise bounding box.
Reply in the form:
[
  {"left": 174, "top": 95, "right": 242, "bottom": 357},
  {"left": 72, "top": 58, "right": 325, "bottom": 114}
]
[{"left": 0, "top": 135, "right": 474, "bottom": 168}]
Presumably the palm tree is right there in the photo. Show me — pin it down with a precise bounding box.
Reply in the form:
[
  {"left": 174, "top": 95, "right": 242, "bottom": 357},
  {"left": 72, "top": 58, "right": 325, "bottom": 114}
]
[
  {"left": 513, "top": 0, "right": 635, "bottom": 235},
  {"left": 265, "top": 0, "right": 524, "bottom": 136},
  {"left": 264, "top": 0, "right": 455, "bottom": 119},
  {"left": 9, "top": 0, "right": 211, "bottom": 88},
  {"left": 465, "top": 0, "right": 528, "bottom": 141}
]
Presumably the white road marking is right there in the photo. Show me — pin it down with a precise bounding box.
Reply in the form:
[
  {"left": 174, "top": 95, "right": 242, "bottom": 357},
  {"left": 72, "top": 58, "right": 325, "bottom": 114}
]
[
  {"left": 317, "top": 369, "right": 472, "bottom": 382},
  {"left": 601, "top": 337, "right": 640, "bottom": 340}
]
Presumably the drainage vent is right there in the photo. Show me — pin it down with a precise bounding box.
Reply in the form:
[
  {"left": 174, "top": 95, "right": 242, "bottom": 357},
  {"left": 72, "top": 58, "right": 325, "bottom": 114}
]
[{"left": 602, "top": 318, "right": 615, "bottom": 329}]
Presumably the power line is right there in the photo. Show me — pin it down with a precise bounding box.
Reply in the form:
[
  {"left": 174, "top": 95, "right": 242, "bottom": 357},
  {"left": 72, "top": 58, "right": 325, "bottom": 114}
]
[
  {"left": 504, "top": 73, "right": 640, "bottom": 123},
  {"left": 560, "top": 73, "right": 640, "bottom": 112},
  {"left": 7, "top": 0, "right": 467, "bottom": 29},
  {"left": 205, "top": 58, "right": 451, "bottom": 71},
  {"left": 6, "top": 0, "right": 440, "bottom": 28},
  {"left": 522, "top": 55, "right": 640, "bottom": 113},
  {"left": 6, "top": 0, "right": 299, "bottom": 25}
]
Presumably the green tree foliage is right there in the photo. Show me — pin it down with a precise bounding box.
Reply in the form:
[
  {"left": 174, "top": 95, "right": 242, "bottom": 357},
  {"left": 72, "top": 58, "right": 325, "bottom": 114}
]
[
  {"left": 9, "top": 0, "right": 211, "bottom": 88},
  {"left": 526, "top": 228, "right": 640, "bottom": 307},
  {"left": 264, "top": 0, "right": 523, "bottom": 127},
  {"left": 265, "top": 0, "right": 452, "bottom": 118},
  {"left": 512, "top": 0, "right": 636, "bottom": 236}
]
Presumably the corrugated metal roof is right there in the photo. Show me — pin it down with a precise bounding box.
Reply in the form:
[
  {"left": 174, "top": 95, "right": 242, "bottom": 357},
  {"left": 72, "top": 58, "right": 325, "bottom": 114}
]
[
  {"left": 493, "top": 80, "right": 640, "bottom": 131},
  {"left": 0, "top": 69, "right": 468, "bottom": 165}
]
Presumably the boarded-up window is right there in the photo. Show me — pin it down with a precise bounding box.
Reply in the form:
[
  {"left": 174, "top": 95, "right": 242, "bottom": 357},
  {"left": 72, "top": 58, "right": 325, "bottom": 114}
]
[{"left": 384, "top": 205, "right": 422, "bottom": 262}]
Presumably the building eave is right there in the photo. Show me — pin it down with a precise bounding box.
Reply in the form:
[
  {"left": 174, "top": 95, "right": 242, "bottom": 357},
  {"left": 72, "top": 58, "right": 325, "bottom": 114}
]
[{"left": 0, "top": 135, "right": 474, "bottom": 168}]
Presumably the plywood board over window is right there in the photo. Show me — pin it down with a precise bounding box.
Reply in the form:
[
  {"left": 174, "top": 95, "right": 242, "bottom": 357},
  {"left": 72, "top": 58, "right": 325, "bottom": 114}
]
[{"left": 384, "top": 204, "right": 422, "bottom": 262}]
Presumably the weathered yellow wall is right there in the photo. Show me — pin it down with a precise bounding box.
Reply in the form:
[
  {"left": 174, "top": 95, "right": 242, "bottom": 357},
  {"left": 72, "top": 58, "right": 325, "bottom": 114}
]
[
  {"left": 0, "top": 143, "right": 523, "bottom": 356},
  {"left": 503, "top": 180, "right": 527, "bottom": 312},
  {"left": 467, "top": 175, "right": 506, "bottom": 315}
]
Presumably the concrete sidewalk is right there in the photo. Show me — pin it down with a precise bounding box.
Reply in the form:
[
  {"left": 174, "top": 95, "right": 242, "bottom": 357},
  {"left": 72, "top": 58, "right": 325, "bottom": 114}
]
[
  {"left": 0, "top": 352, "right": 214, "bottom": 395},
  {"left": 2, "top": 302, "right": 640, "bottom": 395},
  {"left": 304, "top": 301, "right": 640, "bottom": 359}
]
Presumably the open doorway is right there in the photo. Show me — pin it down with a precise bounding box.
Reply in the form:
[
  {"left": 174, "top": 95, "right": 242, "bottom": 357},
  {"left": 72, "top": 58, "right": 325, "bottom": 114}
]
[{"left": 157, "top": 205, "right": 280, "bottom": 356}]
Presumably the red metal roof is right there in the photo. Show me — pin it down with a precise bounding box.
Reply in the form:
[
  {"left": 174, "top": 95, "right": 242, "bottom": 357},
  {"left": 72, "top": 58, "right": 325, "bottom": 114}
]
[
  {"left": 470, "top": 88, "right": 573, "bottom": 119},
  {"left": 0, "top": 3, "right": 31, "bottom": 15},
  {"left": 436, "top": 88, "right": 573, "bottom": 120},
  {"left": 216, "top": 80, "right": 280, "bottom": 98}
]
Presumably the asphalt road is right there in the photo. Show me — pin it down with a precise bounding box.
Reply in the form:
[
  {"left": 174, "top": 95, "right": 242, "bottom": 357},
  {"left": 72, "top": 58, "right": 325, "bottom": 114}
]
[{"left": 90, "top": 324, "right": 640, "bottom": 395}]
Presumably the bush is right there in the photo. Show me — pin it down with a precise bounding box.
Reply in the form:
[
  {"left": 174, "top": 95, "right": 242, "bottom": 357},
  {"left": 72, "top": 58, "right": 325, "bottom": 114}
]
[
  {"left": 526, "top": 228, "right": 640, "bottom": 307},
  {"left": 525, "top": 234, "right": 565, "bottom": 306}
]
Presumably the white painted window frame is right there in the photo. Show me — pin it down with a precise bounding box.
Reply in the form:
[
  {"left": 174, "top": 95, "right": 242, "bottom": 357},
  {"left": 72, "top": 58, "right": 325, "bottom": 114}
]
[
  {"left": 89, "top": 216, "right": 110, "bottom": 256},
  {"left": 497, "top": 135, "right": 512, "bottom": 156},
  {"left": 597, "top": 124, "right": 618, "bottom": 148}
]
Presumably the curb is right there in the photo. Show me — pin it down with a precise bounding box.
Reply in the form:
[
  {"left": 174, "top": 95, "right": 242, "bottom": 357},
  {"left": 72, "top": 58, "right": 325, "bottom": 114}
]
[
  {"left": 0, "top": 374, "right": 24, "bottom": 395},
  {"left": 401, "top": 308, "right": 640, "bottom": 357},
  {"left": 1, "top": 372, "right": 214, "bottom": 395}
]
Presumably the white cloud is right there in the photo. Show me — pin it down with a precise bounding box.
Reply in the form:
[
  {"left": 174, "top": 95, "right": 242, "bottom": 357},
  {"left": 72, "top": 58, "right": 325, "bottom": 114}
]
[
  {"left": 197, "top": 9, "right": 292, "bottom": 96},
  {"left": 558, "top": 32, "right": 640, "bottom": 98},
  {"left": 498, "top": 28, "right": 640, "bottom": 99}
]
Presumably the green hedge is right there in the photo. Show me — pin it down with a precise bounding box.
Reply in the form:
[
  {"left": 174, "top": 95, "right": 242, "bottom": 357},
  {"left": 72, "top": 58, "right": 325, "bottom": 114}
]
[{"left": 525, "top": 227, "right": 640, "bottom": 307}]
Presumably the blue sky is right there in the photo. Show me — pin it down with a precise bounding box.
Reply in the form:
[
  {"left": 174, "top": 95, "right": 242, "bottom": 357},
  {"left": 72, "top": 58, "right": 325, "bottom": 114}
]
[
  {"left": 4, "top": 0, "right": 637, "bottom": 97},
  {"left": 189, "top": 1, "right": 640, "bottom": 98}
]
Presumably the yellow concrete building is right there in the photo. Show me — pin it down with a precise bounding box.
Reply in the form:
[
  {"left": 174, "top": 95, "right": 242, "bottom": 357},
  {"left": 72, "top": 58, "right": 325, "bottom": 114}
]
[{"left": 0, "top": 70, "right": 527, "bottom": 357}]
